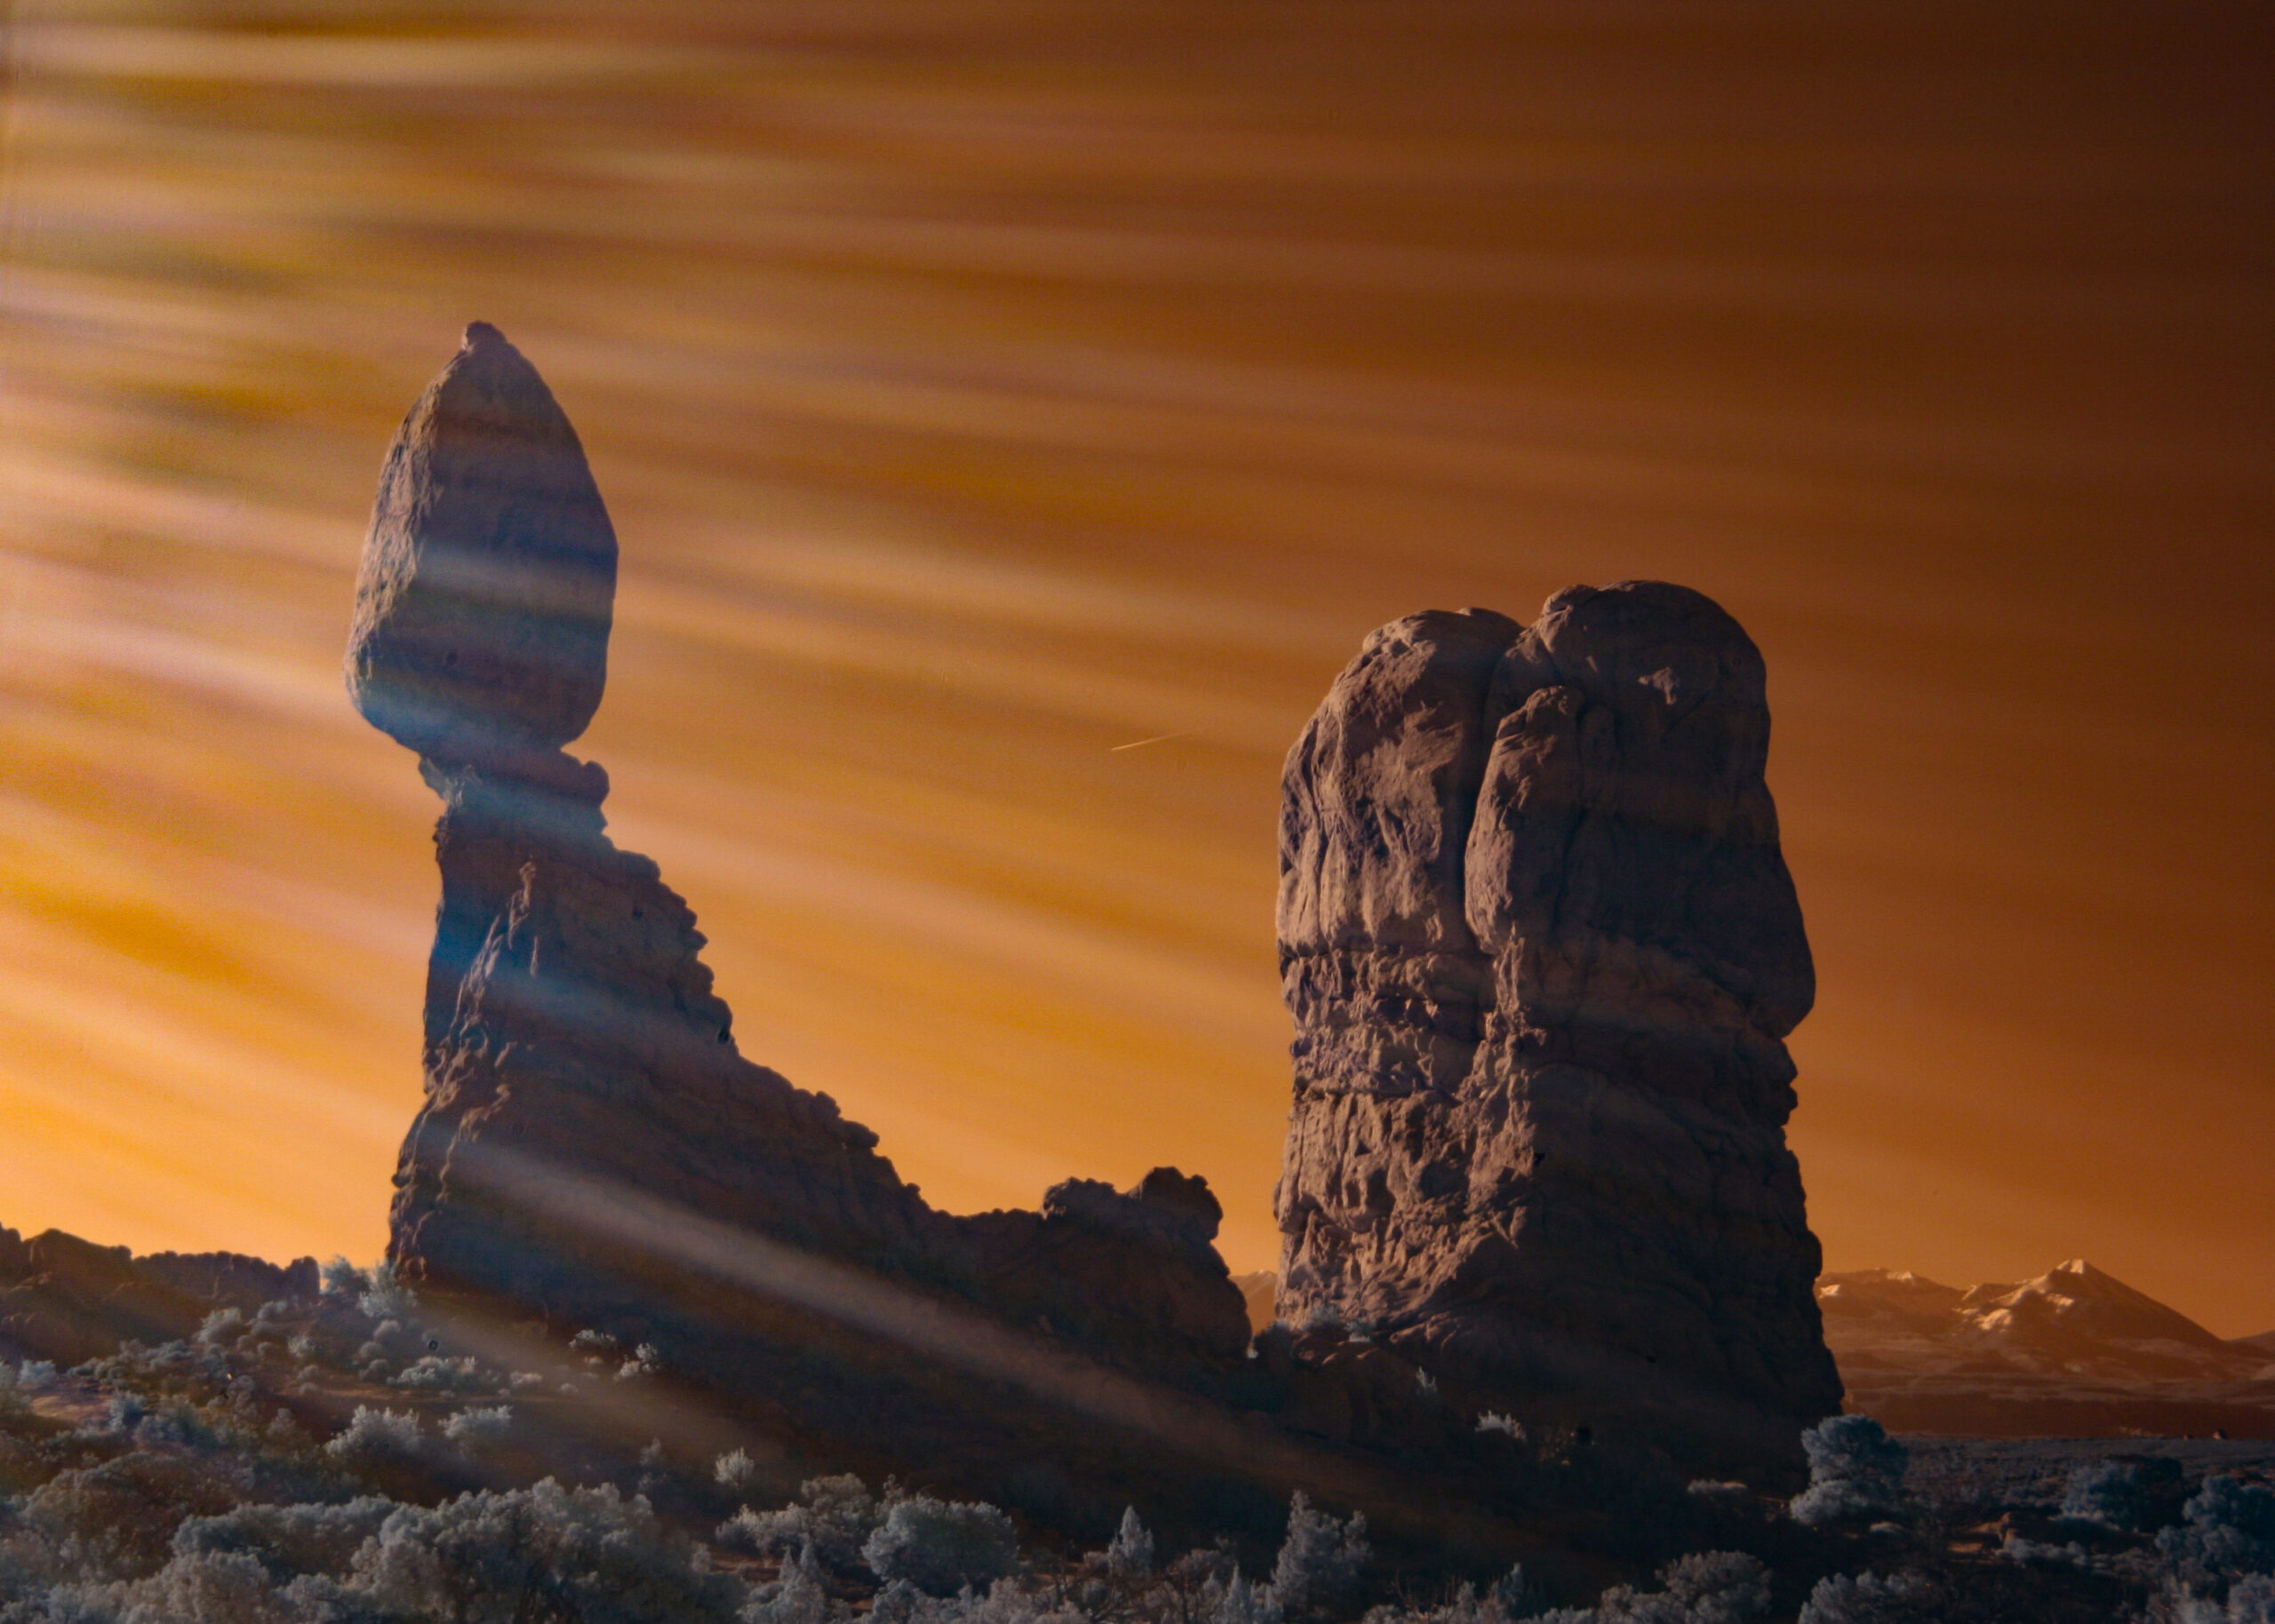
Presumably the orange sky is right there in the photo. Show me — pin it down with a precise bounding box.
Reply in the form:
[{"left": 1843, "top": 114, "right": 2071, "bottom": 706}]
[{"left": 1, "top": 2, "right": 2269, "bottom": 1334}]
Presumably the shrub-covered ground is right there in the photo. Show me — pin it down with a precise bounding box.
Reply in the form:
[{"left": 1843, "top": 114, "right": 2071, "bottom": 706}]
[{"left": 0, "top": 1264, "right": 2267, "bottom": 1623}]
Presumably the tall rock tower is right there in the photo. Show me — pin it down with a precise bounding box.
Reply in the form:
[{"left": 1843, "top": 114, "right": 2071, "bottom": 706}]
[
  {"left": 1274, "top": 584, "right": 1841, "bottom": 1470},
  {"left": 344, "top": 326, "right": 1257, "bottom": 1524}
]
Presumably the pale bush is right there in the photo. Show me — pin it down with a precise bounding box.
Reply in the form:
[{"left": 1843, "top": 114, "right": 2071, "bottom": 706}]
[
  {"left": 1105, "top": 1507, "right": 1155, "bottom": 1578},
  {"left": 443, "top": 1405, "right": 514, "bottom": 1448},
  {"left": 720, "top": 1475, "right": 881, "bottom": 1575},
  {"left": 116, "top": 1549, "right": 303, "bottom": 1624},
  {"left": 355, "top": 1261, "right": 416, "bottom": 1324},
  {"left": 322, "top": 1405, "right": 422, "bottom": 1469},
  {"left": 2160, "top": 1476, "right": 2275, "bottom": 1605},
  {"left": 348, "top": 1478, "right": 744, "bottom": 1622},
  {"left": 172, "top": 1497, "right": 395, "bottom": 1579},
  {"left": 743, "top": 1542, "right": 846, "bottom": 1624},
  {"left": 2063, "top": 1457, "right": 2184, "bottom": 1532},
  {"left": 193, "top": 1310, "right": 245, "bottom": 1349},
  {"left": 1788, "top": 1417, "right": 1907, "bottom": 1529},
  {"left": 1209, "top": 1569, "right": 1283, "bottom": 1624},
  {"left": 1795, "top": 1572, "right": 1937, "bottom": 1624},
  {"left": 1269, "top": 1492, "right": 1369, "bottom": 1620},
  {"left": 19, "top": 1452, "right": 244, "bottom": 1582},
  {"left": 392, "top": 1355, "right": 499, "bottom": 1395},
  {"left": 862, "top": 1495, "right": 1020, "bottom": 1596}
]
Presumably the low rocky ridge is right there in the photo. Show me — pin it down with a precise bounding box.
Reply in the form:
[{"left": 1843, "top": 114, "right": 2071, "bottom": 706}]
[
  {"left": 1820, "top": 1262, "right": 2275, "bottom": 1437},
  {"left": 1274, "top": 589, "right": 1841, "bottom": 1476},
  {"left": 0, "top": 1224, "right": 315, "bottom": 1366}
]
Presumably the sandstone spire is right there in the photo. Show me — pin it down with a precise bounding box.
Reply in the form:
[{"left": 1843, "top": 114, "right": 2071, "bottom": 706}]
[{"left": 1275, "top": 583, "right": 1841, "bottom": 1468}]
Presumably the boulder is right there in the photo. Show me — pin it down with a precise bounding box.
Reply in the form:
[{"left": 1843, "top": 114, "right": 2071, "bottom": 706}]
[{"left": 346, "top": 322, "right": 617, "bottom": 768}]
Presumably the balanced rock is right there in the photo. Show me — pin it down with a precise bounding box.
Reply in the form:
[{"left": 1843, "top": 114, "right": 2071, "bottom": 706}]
[
  {"left": 1275, "top": 584, "right": 1840, "bottom": 1472},
  {"left": 356, "top": 328, "right": 1255, "bottom": 1524},
  {"left": 346, "top": 322, "right": 617, "bottom": 768}
]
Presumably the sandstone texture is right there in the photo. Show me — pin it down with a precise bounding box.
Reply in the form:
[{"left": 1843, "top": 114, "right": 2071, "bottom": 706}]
[
  {"left": 346, "top": 322, "right": 617, "bottom": 768},
  {"left": 1275, "top": 585, "right": 1841, "bottom": 1469}
]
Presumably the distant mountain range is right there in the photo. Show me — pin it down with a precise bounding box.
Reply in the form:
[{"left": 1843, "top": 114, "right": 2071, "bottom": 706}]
[
  {"left": 1820, "top": 1259, "right": 2275, "bottom": 1437},
  {"left": 1234, "top": 1261, "right": 2275, "bottom": 1438}
]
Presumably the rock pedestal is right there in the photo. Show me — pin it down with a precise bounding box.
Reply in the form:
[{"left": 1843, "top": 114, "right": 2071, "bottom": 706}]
[
  {"left": 1275, "top": 585, "right": 1841, "bottom": 1471},
  {"left": 354, "top": 327, "right": 1253, "bottom": 1524}
]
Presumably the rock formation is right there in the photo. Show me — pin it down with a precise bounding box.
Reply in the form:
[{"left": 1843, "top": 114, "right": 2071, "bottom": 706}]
[
  {"left": 348, "top": 325, "right": 1850, "bottom": 1520},
  {"left": 0, "top": 1224, "right": 316, "bottom": 1365},
  {"left": 352, "top": 326, "right": 1256, "bottom": 1519},
  {"left": 347, "top": 320, "right": 615, "bottom": 771},
  {"left": 1275, "top": 586, "right": 1841, "bottom": 1470}
]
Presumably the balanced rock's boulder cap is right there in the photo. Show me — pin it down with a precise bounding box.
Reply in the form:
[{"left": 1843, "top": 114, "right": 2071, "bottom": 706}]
[{"left": 347, "top": 322, "right": 618, "bottom": 766}]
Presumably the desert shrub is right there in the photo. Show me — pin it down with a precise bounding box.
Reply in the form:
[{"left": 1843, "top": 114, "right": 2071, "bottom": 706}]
[
  {"left": 2186, "top": 1572, "right": 2275, "bottom": 1624},
  {"left": 1209, "top": 1569, "right": 1282, "bottom": 1624},
  {"left": 745, "top": 1542, "right": 846, "bottom": 1624},
  {"left": 115, "top": 1548, "right": 302, "bottom": 1624},
  {"left": 1270, "top": 1492, "right": 1369, "bottom": 1620},
  {"left": 862, "top": 1494, "right": 1021, "bottom": 1596},
  {"left": 2159, "top": 1476, "right": 2275, "bottom": 1604},
  {"left": 721, "top": 1475, "right": 882, "bottom": 1574},
  {"left": 355, "top": 1262, "right": 416, "bottom": 1325},
  {"left": 392, "top": 1356, "right": 499, "bottom": 1395},
  {"left": 714, "top": 1448, "right": 762, "bottom": 1494},
  {"left": 1794, "top": 1572, "right": 1938, "bottom": 1624},
  {"left": 2000, "top": 1532, "right": 2091, "bottom": 1569},
  {"left": 318, "top": 1257, "right": 367, "bottom": 1300},
  {"left": 1106, "top": 1506, "right": 1155, "bottom": 1578},
  {"left": 1789, "top": 1417, "right": 1908, "bottom": 1529},
  {"left": 172, "top": 1497, "right": 395, "bottom": 1580},
  {"left": 1658, "top": 1551, "right": 1771, "bottom": 1623},
  {"left": 443, "top": 1406, "right": 513, "bottom": 1448},
  {"left": 192, "top": 1310, "right": 246, "bottom": 1350},
  {"left": 1576, "top": 1551, "right": 1772, "bottom": 1624},
  {"left": 347, "top": 1478, "right": 744, "bottom": 1622},
  {"left": 18, "top": 1452, "right": 246, "bottom": 1581},
  {"left": 2063, "top": 1457, "right": 2186, "bottom": 1532},
  {"left": 1363, "top": 1564, "right": 1545, "bottom": 1624},
  {"left": 322, "top": 1405, "right": 421, "bottom": 1470}
]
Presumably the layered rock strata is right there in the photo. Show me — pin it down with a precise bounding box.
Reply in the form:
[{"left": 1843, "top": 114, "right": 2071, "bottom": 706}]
[
  {"left": 352, "top": 327, "right": 1256, "bottom": 1517},
  {"left": 1275, "top": 586, "right": 1841, "bottom": 1469}
]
